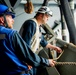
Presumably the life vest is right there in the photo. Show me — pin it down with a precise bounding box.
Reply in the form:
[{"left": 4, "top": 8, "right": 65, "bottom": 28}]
[{"left": 31, "top": 18, "right": 42, "bottom": 53}]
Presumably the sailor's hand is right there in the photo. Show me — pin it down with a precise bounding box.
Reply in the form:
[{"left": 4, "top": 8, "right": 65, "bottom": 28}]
[
  {"left": 46, "top": 43, "right": 62, "bottom": 53},
  {"left": 53, "top": 46, "right": 62, "bottom": 53},
  {"left": 27, "top": 64, "right": 32, "bottom": 70},
  {"left": 26, "top": 63, "right": 32, "bottom": 70},
  {"left": 48, "top": 59, "right": 56, "bottom": 67}
]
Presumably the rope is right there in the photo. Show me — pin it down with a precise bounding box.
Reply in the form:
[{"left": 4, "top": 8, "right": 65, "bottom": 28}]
[
  {"left": 55, "top": 62, "right": 76, "bottom": 65},
  {"left": 52, "top": 50, "right": 76, "bottom": 65},
  {"left": 42, "top": 46, "right": 76, "bottom": 65},
  {"left": 53, "top": 50, "right": 64, "bottom": 61},
  {"left": 46, "top": 49, "right": 76, "bottom": 65}
]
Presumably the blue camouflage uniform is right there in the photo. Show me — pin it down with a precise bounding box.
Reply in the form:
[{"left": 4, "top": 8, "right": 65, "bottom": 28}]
[{"left": 0, "top": 25, "right": 49, "bottom": 75}]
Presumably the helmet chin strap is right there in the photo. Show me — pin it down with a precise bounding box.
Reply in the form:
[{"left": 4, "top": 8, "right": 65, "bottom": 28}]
[{"left": 3, "top": 14, "right": 8, "bottom": 28}]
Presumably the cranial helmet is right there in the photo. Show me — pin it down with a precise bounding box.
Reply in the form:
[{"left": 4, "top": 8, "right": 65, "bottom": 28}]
[
  {"left": 35, "top": 6, "right": 53, "bottom": 16},
  {"left": 0, "top": 4, "right": 15, "bottom": 18}
]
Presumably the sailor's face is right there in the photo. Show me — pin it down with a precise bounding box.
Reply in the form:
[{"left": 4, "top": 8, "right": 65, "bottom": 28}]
[
  {"left": 42, "top": 14, "right": 50, "bottom": 24},
  {"left": 6, "top": 15, "right": 14, "bottom": 29}
]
